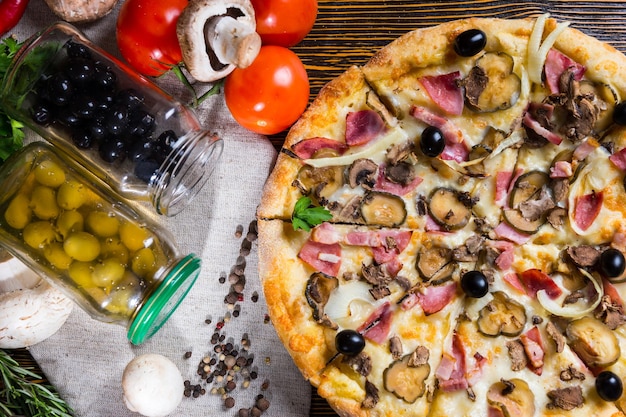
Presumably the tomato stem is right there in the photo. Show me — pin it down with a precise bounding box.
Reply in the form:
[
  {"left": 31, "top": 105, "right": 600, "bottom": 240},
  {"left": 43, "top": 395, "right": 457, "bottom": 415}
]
[{"left": 170, "top": 64, "right": 222, "bottom": 108}]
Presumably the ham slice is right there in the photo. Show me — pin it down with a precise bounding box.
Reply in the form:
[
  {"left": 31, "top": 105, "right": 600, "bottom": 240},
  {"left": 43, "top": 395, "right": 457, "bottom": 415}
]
[
  {"left": 520, "top": 326, "right": 544, "bottom": 375},
  {"left": 523, "top": 112, "right": 563, "bottom": 145},
  {"left": 436, "top": 332, "right": 468, "bottom": 392},
  {"left": 291, "top": 137, "right": 348, "bottom": 159},
  {"left": 519, "top": 268, "right": 562, "bottom": 299},
  {"left": 493, "top": 222, "right": 531, "bottom": 245},
  {"left": 573, "top": 191, "right": 603, "bottom": 231},
  {"left": 298, "top": 239, "right": 342, "bottom": 277},
  {"left": 550, "top": 160, "right": 573, "bottom": 178},
  {"left": 311, "top": 222, "right": 343, "bottom": 244},
  {"left": 419, "top": 71, "right": 464, "bottom": 115},
  {"left": 357, "top": 302, "right": 393, "bottom": 344},
  {"left": 503, "top": 272, "right": 526, "bottom": 293},
  {"left": 544, "top": 48, "right": 585, "bottom": 94},
  {"left": 416, "top": 282, "right": 457, "bottom": 315},
  {"left": 345, "top": 110, "right": 386, "bottom": 146},
  {"left": 610, "top": 148, "right": 626, "bottom": 171}
]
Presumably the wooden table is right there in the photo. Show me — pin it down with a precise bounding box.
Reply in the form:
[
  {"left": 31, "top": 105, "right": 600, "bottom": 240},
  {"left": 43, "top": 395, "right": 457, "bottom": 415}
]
[{"left": 9, "top": 1, "right": 626, "bottom": 416}]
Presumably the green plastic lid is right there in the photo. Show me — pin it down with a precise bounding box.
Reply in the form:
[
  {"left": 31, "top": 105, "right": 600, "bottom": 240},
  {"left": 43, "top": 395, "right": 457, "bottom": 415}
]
[{"left": 128, "top": 254, "right": 201, "bottom": 344}]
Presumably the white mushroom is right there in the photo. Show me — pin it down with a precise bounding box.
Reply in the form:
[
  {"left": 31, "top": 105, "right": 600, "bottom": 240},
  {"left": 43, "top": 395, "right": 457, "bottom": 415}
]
[
  {"left": 44, "top": 0, "right": 120, "bottom": 22},
  {"left": 0, "top": 248, "right": 74, "bottom": 349},
  {"left": 122, "top": 353, "right": 185, "bottom": 417},
  {"left": 177, "top": 0, "right": 262, "bottom": 82}
]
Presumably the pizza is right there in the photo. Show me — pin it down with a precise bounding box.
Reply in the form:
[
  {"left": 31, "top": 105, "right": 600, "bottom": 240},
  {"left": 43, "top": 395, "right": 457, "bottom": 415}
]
[{"left": 256, "top": 14, "right": 626, "bottom": 417}]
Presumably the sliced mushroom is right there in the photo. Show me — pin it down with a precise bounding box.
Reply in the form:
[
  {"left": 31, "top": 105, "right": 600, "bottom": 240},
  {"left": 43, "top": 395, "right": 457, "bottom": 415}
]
[
  {"left": 504, "top": 171, "right": 552, "bottom": 234},
  {"left": 360, "top": 192, "right": 407, "bottom": 227},
  {"left": 346, "top": 159, "right": 378, "bottom": 189},
  {"left": 428, "top": 187, "right": 472, "bottom": 231},
  {"left": 305, "top": 272, "right": 339, "bottom": 326},
  {"left": 294, "top": 165, "right": 344, "bottom": 203},
  {"left": 477, "top": 291, "right": 526, "bottom": 337},
  {"left": 385, "top": 161, "right": 417, "bottom": 186},
  {"left": 487, "top": 379, "right": 535, "bottom": 417},
  {"left": 579, "top": 81, "right": 618, "bottom": 133},
  {"left": 383, "top": 350, "right": 431, "bottom": 403},
  {"left": 177, "top": 0, "right": 262, "bottom": 82},
  {"left": 565, "top": 316, "right": 620, "bottom": 368},
  {"left": 463, "top": 52, "right": 521, "bottom": 113}
]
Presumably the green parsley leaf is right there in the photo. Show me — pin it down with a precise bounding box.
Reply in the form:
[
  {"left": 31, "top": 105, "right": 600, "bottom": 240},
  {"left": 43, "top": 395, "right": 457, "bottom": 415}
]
[
  {"left": 0, "top": 36, "right": 25, "bottom": 165},
  {"left": 292, "top": 196, "right": 333, "bottom": 231}
]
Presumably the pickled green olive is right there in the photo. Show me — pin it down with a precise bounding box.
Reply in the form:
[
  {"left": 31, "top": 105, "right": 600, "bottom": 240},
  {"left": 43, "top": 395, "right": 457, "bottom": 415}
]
[
  {"left": 68, "top": 261, "right": 96, "bottom": 288},
  {"left": 56, "top": 210, "right": 84, "bottom": 238},
  {"left": 100, "top": 237, "right": 130, "bottom": 264},
  {"left": 44, "top": 242, "right": 73, "bottom": 270},
  {"left": 23, "top": 221, "right": 57, "bottom": 249},
  {"left": 56, "top": 180, "right": 87, "bottom": 210},
  {"left": 86, "top": 211, "right": 120, "bottom": 237},
  {"left": 119, "top": 222, "right": 151, "bottom": 252},
  {"left": 4, "top": 194, "right": 32, "bottom": 229},
  {"left": 30, "top": 185, "right": 60, "bottom": 220},
  {"left": 92, "top": 258, "right": 126, "bottom": 287},
  {"left": 64, "top": 231, "right": 101, "bottom": 262},
  {"left": 131, "top": 248, "right": 157, "bottom": 277},
  {"left": 34, "top": 160, "right": 66, "bottom": 188}
]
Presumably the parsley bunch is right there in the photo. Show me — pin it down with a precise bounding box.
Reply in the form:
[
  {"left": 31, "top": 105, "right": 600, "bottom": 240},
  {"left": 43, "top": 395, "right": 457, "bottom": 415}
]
[
  {"left": 0, "top": 350, "right": 73, "bottom": 417},
  {"left": 0, "top": 36, "right": 25, "bottom": 163},
  {"left": 292, "top": 196, "right": 333, "bottom": 231}
]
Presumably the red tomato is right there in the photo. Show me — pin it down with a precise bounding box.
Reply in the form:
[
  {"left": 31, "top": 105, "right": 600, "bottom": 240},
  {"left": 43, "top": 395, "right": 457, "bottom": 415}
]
[
  {"left": 116, "top": 0, "right": 186, "bottom": 77},
  {"left": 251, "top": 0, "right": 318, "bottom": 47},
  {"left": 225, "top": 45, "right": 309, "bottom": 135}
]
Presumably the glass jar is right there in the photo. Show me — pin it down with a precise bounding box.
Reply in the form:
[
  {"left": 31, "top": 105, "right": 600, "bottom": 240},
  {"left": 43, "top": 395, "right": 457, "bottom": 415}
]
[
  {"left": 0, "top": 142, "right": 201, "bottom": 344},
  {"left": 0, "top": 21, "right": 223, "bottom": 216}
]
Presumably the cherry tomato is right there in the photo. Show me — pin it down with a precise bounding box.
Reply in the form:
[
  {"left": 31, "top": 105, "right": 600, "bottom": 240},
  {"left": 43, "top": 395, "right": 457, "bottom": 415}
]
[
  {"left": 116, "top": 0, "right": 186, "bottom": 77},
  {"left": 225, "top": 45, "right": 309, "bottom": 135},
  {"left": 251, "top": 0, "right": 318, "bottom": 47}
]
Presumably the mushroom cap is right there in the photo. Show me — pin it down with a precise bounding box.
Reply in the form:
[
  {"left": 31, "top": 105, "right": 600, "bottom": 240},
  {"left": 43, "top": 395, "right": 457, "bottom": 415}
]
[
  {"left": 122, "top": 354, "right": 184, "bottom": 417},
  {"left": 177, "top": 0, "right": 261, "bottom": 82},
  {"left": 43, "top": 0, "right": 120, "bottom": 22},
  {"left": 0, "top": 257, "right": 74, "bottom": 349}
]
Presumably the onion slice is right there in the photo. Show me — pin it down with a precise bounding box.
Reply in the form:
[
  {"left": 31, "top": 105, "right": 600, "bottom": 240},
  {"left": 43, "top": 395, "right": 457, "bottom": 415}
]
[
  {"left": 527, "top": 13, "right": 570, "bottom": 85},
  {"left": 537, "top": 268, "right": 603, "bottom": 318}
]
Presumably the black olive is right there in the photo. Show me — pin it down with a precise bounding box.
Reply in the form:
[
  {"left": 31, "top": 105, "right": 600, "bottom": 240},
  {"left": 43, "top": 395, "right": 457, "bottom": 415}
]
[
  {"left": 454, "top": 29, "right": 487, "bottom": 57},
  {"left": 99, "top": 138, "right": 127, "bottom": 163},
  {"left": 72, "top": 129, "right": 95, "bottom": 149},
  {"left": 65, "top": 40, "right": 92, "bottom": 59},
  {"left": 129, "top": 137, "right": 155, "bottom": 162},
  {"left": 71, "top": 95, "right": 97, "bottom": 119},
  {"left": 93, "top": 62, "right": 117, "bottom": 89},
  {"left": 128, "top": 110, "right": 156, "bottom": 137},
  {"left": 420, "top": 126, "right": 445, "bottom": 157},
  {"left": 596, "top": 371, "right": 623, "bottom": 401},
  {"left": 134, "top": 158, "right": 161, "bottom": 183},
  {"left": 88, "top": 122, "right": 107, "bottom": 142},
  {"left": 335, "top": 329, "right": 365, "bottom": 356},
  {"left": 598, "top": 248, "right": 626, "bottom": 279},
  {"left": 117, "top": 89, "right": 144, "bottom": 110},
  {"left": 461, "top": 270, "right": 489, "bottom": 298},
  {"left": 614, "top": 102, "right": 626, "bottom": 126},
  {"left": 56, "top": 108, "right": 83, "bottom": 128},
  {"left": 67, "top": 58, "right": 96, "bottom": 86},
  {"left": 31, "top": 103, "right": 52, "bottom": 125},
  {"left": 104, "top": 106, "right": 130, "bottom": 136},
  {"left": 46, "top": 73, "right": 74, "bottom": 107}
]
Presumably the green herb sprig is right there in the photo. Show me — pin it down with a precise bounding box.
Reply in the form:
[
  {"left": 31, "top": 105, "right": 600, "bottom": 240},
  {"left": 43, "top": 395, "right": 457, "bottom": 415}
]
[
  {"left": 0, "top": 36, "right": 25, "bottom": 163},
  {"left": 292, "top": 196, "right": 333, "bottom": 231},
  {"left": 0, "top": 350, "right": 73, "bottom": 417}
]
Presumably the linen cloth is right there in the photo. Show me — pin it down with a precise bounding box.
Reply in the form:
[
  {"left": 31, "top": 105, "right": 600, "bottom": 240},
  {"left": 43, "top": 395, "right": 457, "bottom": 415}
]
[{"left": 8, "top": 1, "right": 311, "bottom": 415}]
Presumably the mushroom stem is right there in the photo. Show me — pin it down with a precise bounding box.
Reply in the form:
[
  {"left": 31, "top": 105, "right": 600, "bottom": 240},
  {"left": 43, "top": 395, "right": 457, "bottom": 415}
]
[{"left": 207, "top": 15, "right": 261, "bottom": 69}]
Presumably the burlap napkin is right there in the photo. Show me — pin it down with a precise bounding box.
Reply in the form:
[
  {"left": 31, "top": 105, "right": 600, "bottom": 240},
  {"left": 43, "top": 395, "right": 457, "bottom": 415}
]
[{"left": 9, "top": 1, "right": 311, "bottom": 415}]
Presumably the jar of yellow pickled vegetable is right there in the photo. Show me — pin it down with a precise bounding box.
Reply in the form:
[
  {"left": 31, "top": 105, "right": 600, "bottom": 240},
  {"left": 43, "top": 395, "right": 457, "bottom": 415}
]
[{"left": 0, "top": 142, "right": 201, "bottom": 344}]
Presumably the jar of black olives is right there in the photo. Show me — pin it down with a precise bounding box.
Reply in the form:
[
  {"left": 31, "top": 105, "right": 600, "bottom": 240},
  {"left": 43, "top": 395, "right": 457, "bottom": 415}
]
[
  {"left": 0, "top": 142, "right": 201, "bottom": 344},
  {"left": 0, "top": 22, "right": 223, "bottom": 216}
]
